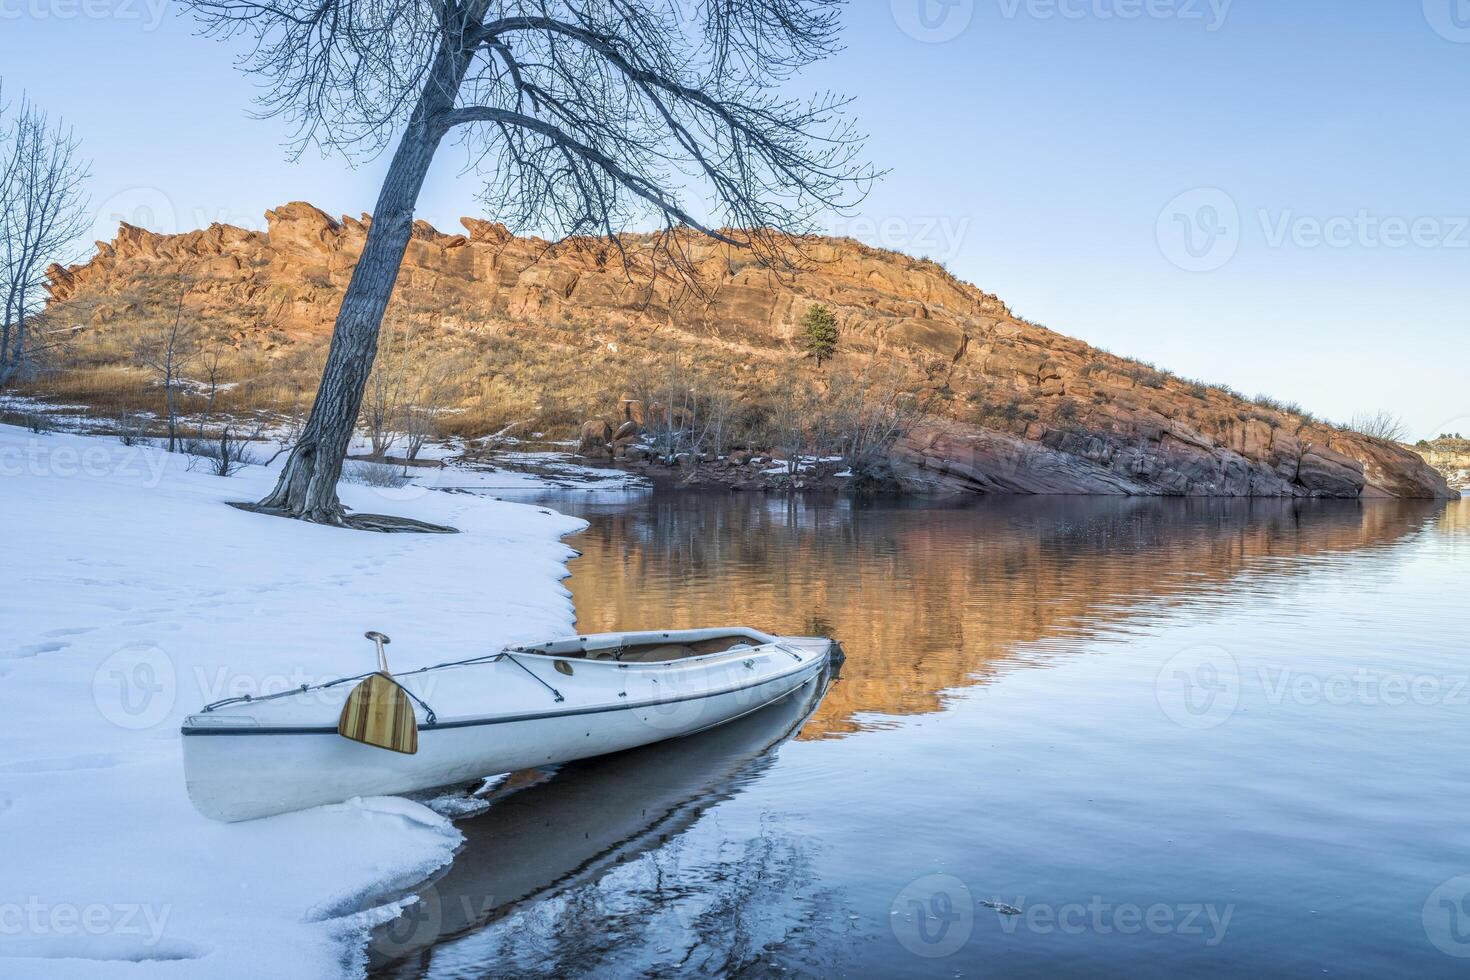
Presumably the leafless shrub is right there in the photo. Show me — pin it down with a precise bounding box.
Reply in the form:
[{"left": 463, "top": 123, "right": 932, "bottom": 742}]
[
  {"left": 626, "top": 356, "right": 707, "bottom": 463},
  {"left": 1348, "top": 411, "right": 1408, "bottom": 443},
  {"left": 764, "top": 373, "right": 832, "bottom": 478},
  {"left": 361, "top": 325, "right": 465, "bottom": 461},
  {"left": 116, "top": 411, "right": 150, "bottom": 446},
  {"left": 401, "top": 348, "right": 462, "bottom": 461},
  {"left": 341, "top": 460, "right": 411, "bottom": 488},
  {"left": 184, "top": 426, "right": 258, "bottom": 477},
  {"left": 826, "top": 369, "right": 922, "bottom": 490}
]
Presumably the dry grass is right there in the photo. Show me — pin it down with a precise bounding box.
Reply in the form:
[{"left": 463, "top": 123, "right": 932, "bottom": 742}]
[{"left": 15, "top": 281, "right": 870, "bottom": 452}]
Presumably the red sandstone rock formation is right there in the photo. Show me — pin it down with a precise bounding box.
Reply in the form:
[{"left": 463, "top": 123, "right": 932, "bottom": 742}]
[{"left": 44, "top": 203, "right": 1451, "bottom": 499}]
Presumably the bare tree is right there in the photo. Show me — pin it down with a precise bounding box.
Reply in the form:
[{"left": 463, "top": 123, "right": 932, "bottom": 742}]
[
  {"left": 767, "top": 375, "right": 824, "bottom": 479},
  {"left": 362, "top": 324, "right": 409, "bottom": 459},
  {"left": 627, "top": 355, "right": 697, "bottom": 463},
  {"left": 0, "top": 85, "right": 91, "bottom": 386},
  {"left": 195, "top": 343, "right": 229, "bottom": 438},
  {"left": 1350, "top": 411, "right": 1408, "bottom": 444},
  {"left": 828, "top": 368, "right": 919, "bottom": 486},
  {"left": 181, "top": 0, "right": 874, "bottom": 525},
  {"left": 134, "top": 284, "right": 203, "bottom": 452},
  {"left": 694, "top": 386, "right": 736, "bottom": 458},
  {"left": 402, "top": 349, "right": 460, "bottom": 460}
]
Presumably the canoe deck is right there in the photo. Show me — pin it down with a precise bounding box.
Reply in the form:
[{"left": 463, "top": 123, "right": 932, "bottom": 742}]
[{"left": 182, "top": 628, "right": 835, "bottom": 821}]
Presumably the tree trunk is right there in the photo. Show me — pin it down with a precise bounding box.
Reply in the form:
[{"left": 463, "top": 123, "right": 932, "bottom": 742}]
[
  {"left": 0, "top": 287, "right": 14, "bottom": 384},
  {"left": 166, "top": 380, "right": 177, "bottom": 453},
  {"left": 256, "top": 37, "right": 475, "bottom": 524}
]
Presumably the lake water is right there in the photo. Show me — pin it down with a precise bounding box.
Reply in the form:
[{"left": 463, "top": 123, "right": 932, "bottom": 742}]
[{"left": 371, "top": 492, "right": 1470, "bottom": 978}]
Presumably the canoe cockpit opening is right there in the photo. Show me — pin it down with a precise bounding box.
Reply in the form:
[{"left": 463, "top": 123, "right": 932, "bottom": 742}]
[{"left": 517, "top": 632, "right": 769, "bottom": 664}]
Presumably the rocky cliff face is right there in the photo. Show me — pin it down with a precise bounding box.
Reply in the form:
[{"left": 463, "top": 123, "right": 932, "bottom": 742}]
[
  {"left": 45, "top": 201, "right": 1450, "bottom": 498},
  {"left": 1418, "top": 438, "right": 1470, "bottom": 493}
]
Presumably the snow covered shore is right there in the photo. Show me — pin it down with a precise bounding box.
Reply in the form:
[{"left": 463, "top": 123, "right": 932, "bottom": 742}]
[{"left": 0, "top": 424, "right": 587, "bottom": 978}]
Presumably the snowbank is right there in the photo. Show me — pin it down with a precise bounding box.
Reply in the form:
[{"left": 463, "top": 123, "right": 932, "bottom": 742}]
[{"left": 0, "top": 424, "right": 587, "bottom": 978}]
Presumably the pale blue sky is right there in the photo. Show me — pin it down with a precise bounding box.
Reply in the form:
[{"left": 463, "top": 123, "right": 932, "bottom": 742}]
[{"left": 3, "top": 1, "right": 1467, "bottom": 438}]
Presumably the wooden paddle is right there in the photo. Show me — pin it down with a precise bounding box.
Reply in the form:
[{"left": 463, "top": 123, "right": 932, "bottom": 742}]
[{"left": 337, "top": 631, "right": 419, "bottom": 754}]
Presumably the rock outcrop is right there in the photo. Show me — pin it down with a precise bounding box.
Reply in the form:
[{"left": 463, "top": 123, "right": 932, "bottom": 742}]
[
  {"left": 43, "top": 202, "right": 1451, "bottom": 498},
  {"left": 1418, "top": 438, "right": 1470, "bottom": 493}
]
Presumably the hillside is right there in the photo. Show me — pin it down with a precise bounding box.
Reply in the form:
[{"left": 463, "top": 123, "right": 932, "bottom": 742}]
[{"left": 36, "top": 201, "right": 1451, "bottom": 498}]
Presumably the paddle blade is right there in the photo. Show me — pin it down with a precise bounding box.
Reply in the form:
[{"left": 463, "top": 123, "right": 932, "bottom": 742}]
[{"left": 338, "top": 673, "right": 419, "bottom": 754}]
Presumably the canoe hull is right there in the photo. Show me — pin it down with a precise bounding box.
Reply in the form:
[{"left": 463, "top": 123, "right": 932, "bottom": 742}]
[{"left": 183, "top": 634, "right": 830, "bottom": 822}]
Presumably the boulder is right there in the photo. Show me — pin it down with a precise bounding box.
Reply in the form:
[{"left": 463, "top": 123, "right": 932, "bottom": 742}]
[
  {"left": 1295, "top": 444, "right": 1365, "bottom": 497},
  {"left": 577, "top": 419, "right": 613, "bottom": 457}
]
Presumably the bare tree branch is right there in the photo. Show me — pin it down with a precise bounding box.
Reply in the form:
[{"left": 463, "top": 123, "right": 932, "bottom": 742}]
[
  {"left": 0, "top": 82, "right": 91, "bottom": 386},
  {"left": 175, "top": 0, "right": 875, "bottom": 524}
]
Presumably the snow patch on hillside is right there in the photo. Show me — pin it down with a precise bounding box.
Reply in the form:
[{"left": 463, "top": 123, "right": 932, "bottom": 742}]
[{"left": 0, "top": 425, "right": 587, "bottom": 978}]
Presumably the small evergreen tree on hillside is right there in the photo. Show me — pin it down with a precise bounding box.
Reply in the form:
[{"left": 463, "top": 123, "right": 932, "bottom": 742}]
[{"left": 801, "top": 304, "right": 839, "bottom": 366}]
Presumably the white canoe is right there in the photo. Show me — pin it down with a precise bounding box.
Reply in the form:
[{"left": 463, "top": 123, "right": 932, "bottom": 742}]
[{"left": 182, "top": 628, "right": 836, "bottom": 822}]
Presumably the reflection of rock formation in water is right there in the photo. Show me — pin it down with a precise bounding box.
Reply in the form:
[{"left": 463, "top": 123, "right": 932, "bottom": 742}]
[
  {"left": 369, "top": 672, "right": 836, "bottom": 978},
  {"left": 563, "top": 495, "right": 1446, "bottom": 739}
]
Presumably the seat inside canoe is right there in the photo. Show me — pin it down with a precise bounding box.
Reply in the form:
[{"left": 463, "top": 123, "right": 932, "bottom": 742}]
[{"left": 571, "top": 634, "right": 760, "bottom": 663}]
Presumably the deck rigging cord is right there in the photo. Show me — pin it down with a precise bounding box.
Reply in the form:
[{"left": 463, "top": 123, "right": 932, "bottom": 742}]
[
  {"left": 197, "top": 649, "right": 568, "bottom": 719},
  {"left": 197, "top": 637, "right": 808, "bottom": 718}
]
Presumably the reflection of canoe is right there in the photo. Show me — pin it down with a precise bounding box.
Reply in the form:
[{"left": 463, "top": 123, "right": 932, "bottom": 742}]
[
  {"left": 182, "top": 629, "right": 835, "bottom": 822},
  {"left": 368, "top": 664, "right": 836, "bottom": 975}
]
